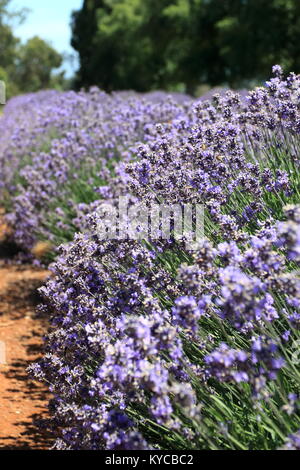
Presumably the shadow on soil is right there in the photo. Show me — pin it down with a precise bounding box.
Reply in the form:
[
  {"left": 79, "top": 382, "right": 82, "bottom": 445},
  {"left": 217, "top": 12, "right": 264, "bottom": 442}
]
[
  {"left": 1, "top": 358, "right": 53, "bottom": 450},
  {"left": 0, "top": 239, "right": 21, "bottom": 259},
  {"left": 0, "top": 277, "right": 45, "bottom": 319},
  {"left": 0, "top": 234, "right": 54, "bottom": 450}
]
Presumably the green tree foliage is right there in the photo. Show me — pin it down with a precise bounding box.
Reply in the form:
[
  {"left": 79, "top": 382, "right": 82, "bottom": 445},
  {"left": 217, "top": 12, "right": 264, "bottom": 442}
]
[
  {"left": 12, "top": 36, "right": 62, "bottom": 93},
  {"left": 71, "top": 0, "right": 179, "bottom": 91},
  {"left": 71, "top": 0, "right": 300, "bottom": 93},
  {"left": 0, "top": 0, "right": 64, "bottom": 97}
]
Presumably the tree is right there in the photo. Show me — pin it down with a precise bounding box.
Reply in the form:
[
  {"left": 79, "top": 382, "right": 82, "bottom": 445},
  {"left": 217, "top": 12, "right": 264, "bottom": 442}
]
[
  {"left": 0, "top": 0, "right": 20, "bottom": 70},
  {"left": 71, "top": 0, "right": 300, "bottom": 94},
  {"left": 12, "top": 36, "right": 63, "bottom": 93},
  {"left": 71, "top": 0, "right": 177, "bottom": 92},
  {"left": 0, "top": 0, "right": 24, "bottom": 96},
  {"left": 0, "top": 1, "right": 64, "bottom": 96}
]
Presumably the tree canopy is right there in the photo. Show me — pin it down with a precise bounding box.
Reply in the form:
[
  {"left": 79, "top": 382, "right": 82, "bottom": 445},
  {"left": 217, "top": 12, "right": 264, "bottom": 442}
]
[
  {"left": 0, "top": 0, "right": 64, "bottom": 98},
  {"left": 71, "top": 0, "right": 300, "bottom": 94}
]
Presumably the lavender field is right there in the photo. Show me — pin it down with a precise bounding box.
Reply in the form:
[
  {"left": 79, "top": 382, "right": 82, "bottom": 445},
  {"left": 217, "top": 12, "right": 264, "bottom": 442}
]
[{"left": 1, "top": 66, "right": 300, "bottom": 450}]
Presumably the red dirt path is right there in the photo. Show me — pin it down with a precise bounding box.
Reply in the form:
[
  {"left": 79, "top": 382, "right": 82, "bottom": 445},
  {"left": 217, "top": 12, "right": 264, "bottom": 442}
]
[{"left": 0, "top": 220, "right": 53, "bottom": 449}]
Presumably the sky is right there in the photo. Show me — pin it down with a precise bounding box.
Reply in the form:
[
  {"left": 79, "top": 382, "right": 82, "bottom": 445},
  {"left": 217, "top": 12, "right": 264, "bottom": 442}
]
[{"left": 11, "top": 0, "right": 83, "bottom": 76}]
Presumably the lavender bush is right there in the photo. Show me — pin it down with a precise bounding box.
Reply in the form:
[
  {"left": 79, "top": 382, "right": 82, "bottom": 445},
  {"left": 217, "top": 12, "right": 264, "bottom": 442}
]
[{"left": 2, "top": 67, "right": 300, "bottom": 449}]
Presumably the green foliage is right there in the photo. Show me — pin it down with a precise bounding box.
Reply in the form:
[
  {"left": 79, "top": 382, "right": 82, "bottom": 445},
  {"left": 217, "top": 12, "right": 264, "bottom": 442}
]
[
  {"left": 0, "top": 0, "right": 64, "bottom": 97},
  {"left": 11, "top": 36, "right": 62, "bottom": 93},
  {"left": 71, "top": 0, "right": 188, "bottom": 91},
  {"left": 71, "top": 0, "right": 300, "bottom": 93}
]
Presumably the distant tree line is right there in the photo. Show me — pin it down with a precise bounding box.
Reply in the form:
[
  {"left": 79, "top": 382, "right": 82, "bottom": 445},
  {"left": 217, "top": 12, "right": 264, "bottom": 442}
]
[
  {"left": 71, "top": 0, "right": 300, "bottom": 94},
  {"left": 0, "top": 0, "right": 66, "bottom": 98}
]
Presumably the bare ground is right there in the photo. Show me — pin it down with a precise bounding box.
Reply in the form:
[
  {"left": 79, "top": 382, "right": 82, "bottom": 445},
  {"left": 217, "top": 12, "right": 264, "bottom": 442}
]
[{"left": 0, "top": 218, "right": 53, "bottom": 450}]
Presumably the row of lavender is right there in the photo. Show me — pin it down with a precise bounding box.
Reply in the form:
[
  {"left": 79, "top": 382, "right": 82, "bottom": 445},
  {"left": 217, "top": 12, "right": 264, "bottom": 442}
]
[
  {"left": 1, "top": 67, "right": 300, "bottom": 449},
  {"left": 0, "top": 89, "right": 193, "bottom": 253}
]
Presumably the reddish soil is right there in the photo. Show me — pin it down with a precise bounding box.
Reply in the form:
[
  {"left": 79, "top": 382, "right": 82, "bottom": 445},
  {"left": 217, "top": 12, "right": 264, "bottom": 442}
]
[{"left": 0, "top": 220, "right": 53, "bottom": 449}]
